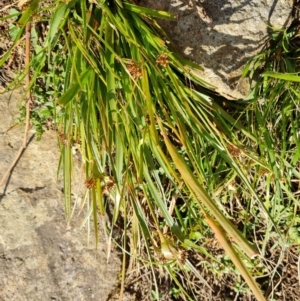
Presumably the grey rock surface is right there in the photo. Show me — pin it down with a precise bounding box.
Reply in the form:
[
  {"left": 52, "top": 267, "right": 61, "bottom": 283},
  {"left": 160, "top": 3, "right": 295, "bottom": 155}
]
[
  {"left": 140, "top": 0, "right": 293, "bottom": 99},
  {"left": 0, "top": 90, "right": 120, "bottom": 301}
]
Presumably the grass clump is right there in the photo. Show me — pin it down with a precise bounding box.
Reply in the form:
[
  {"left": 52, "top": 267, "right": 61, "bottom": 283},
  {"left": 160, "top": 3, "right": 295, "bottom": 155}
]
[
  {"left": 242, "top": 25, "right": 300, "bottom": 245},
  {"left": 1, "top": 1, "right": 300, "bottom": 300}
]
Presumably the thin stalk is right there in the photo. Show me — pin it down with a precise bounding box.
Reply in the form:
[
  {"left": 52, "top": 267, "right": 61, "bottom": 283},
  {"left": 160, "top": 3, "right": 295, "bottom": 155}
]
[{"left": 0, "top": 23, "right": 32, "bottom": 187}]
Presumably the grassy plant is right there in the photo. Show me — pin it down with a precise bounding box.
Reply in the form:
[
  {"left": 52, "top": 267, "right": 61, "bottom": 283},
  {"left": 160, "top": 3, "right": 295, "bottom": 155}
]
[
  {"left": 242, "top": 25, "right": 300, "bottom": 246},
  {"left": 240, "top": 25, "right": 300, "bottom": 299},
  {"left": 2, "top": 1, "right": 300, "bottom": 300}
]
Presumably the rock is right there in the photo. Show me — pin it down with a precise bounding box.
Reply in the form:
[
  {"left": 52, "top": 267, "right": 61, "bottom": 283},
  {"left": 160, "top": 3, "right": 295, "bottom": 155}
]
[
  {"left": 140, "top": 0, "right": 294, "bottom": 99},
  {"left": 0, "top": 90, "right": 120, "bottom": 301}
]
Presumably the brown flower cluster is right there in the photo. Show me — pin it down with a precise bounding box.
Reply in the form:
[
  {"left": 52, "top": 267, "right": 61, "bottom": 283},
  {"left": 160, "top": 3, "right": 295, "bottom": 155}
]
[
  {"left": 156, "top": 53, "right": 169, "bottom": 68},
  {"left": 85, "top": 177, "right": 96, "bottom": 189},
  {"left": 227, "top": 144, "right": 241, "bottom": 158},
  {"left": 127, "top": 60, "right": 142, "bottom": 80},
  {"left": 58, "top": 131, "right": 68, "bottom": 146}
]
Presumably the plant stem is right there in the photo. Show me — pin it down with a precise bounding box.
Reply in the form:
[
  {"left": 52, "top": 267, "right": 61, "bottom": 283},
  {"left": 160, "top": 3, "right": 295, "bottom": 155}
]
[{"left": 0, "top": 22, "right": 32, "bottom": 187}]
